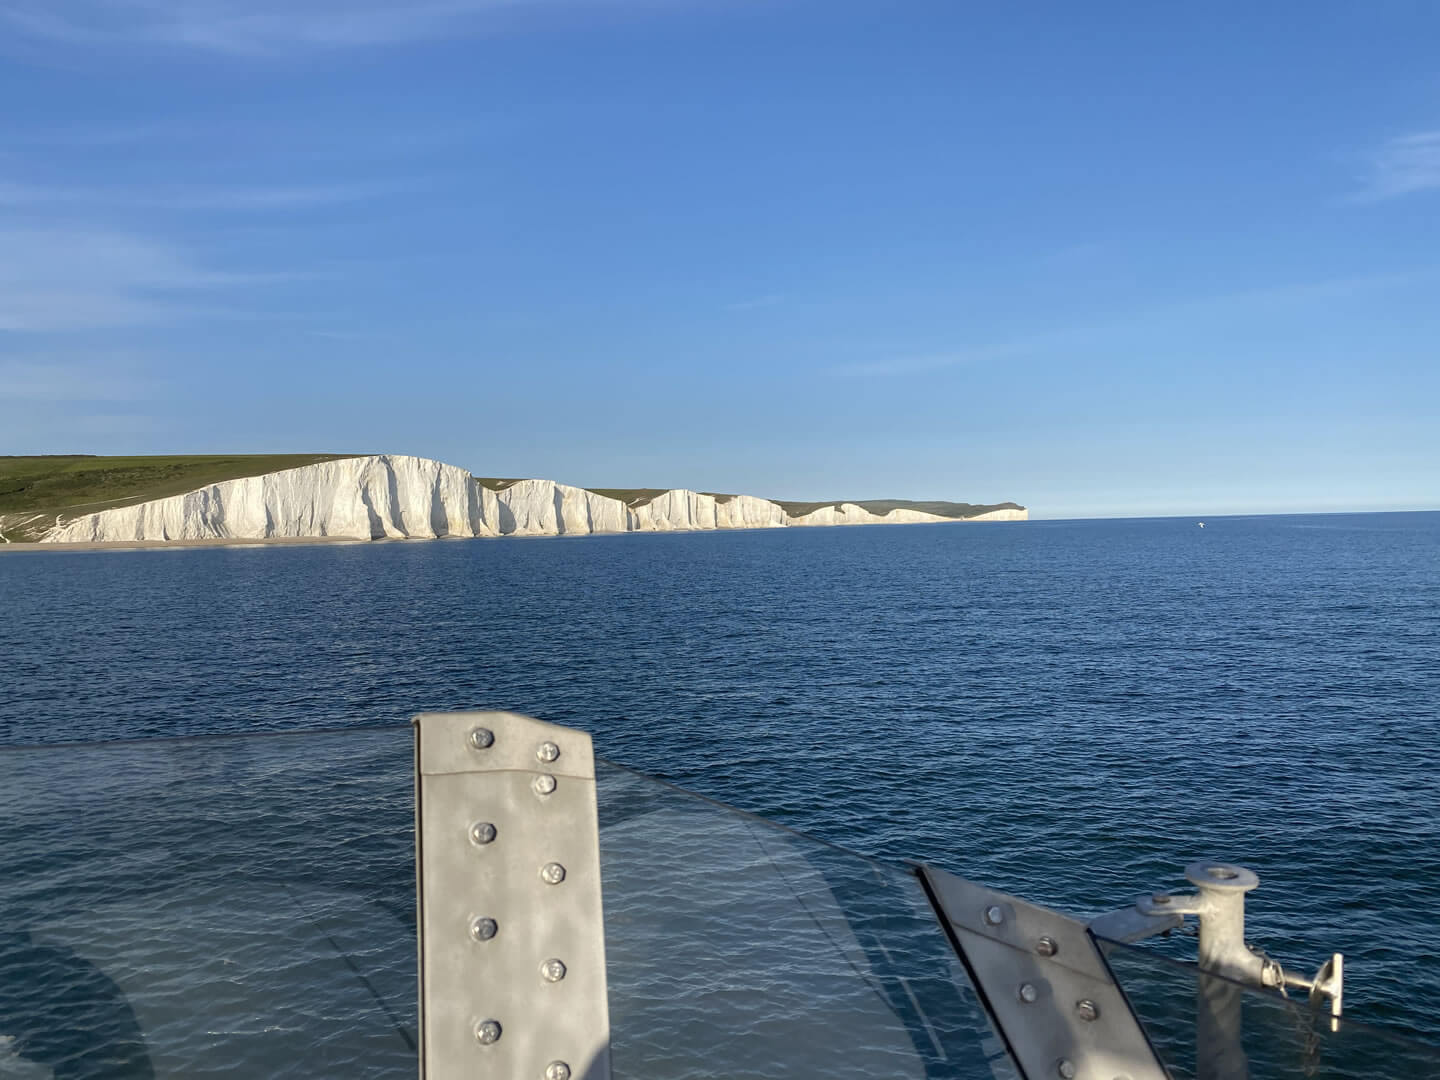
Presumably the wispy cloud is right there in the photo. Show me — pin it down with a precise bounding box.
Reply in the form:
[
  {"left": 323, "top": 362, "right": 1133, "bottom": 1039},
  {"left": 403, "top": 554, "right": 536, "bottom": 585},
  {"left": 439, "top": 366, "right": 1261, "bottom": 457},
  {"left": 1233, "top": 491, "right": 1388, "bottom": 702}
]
[
  {"left": 0, "top": 353, "right": 157, "bottom": 402},
  {"left": 830, "top": 270, "right": 1428, "bottom": 378},
  {"left": 0, "top": 228, "right": 284, "bottom": 331},
  {"left": 728, "top": 293, "right": 784, "bottom": 311},
  {"left": 1354, "top": 131, "right": 1440, "bottom": 202},
  {"left": 306, "top": 329, "right": 369, "bottom": 341},
  {"left": 4, "top": 124, "right": 175, "bottom": 149},
  {"left": 0, "top": 0, "right": 594, "bottom": 56},
  {"left": 0, "top": 179, "right": 405, "bottom": 211},
  {"left": 831, "top": 344, "right": 1026, "bottom": 378}
]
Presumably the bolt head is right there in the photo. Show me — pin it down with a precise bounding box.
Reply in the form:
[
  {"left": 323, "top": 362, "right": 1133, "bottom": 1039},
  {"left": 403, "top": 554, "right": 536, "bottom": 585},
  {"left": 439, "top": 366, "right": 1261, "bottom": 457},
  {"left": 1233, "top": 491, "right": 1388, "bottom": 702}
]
[
  {"left": 1075, "top": 999, "right": 1100, "bottom": 1022},
  {"left": 540, "top": 958, "right": 567, "bottom": 983},
  {"left": 1035, "top": 936, "right": 1058, "bottom": 957},
  {"left": 469, "top": 916, "right": 497, "bottom": 942},
  {"left": 1056, "top": 1060, "right": 1076, "bottom": 1080},
  {"left": 470, "top": 821, "right": 497, "bottom": 846},
  {"left": 537, "top": 741, "right": 561, "bottom": 763},
  {"left": 540, "top": 861, "right": 567, "bottom": 885},
  {"left": 984, "top": 905, "right": 1005, "bottom": 926},
  {"left": 1151, "top": 892, "right": 1173, "bottom": 905},
  {"left": 545, "top": 1063, "right": 571, "bottom": 1080},
  {"left": 475, "top": 1019, "right": 501, "bottom": 1045},
  {"left": 533, "top": 774, "right": 558, "bottom": 796},
  {"left": 468, "top": 727, "right": 495, "bottom": 750},
  {"left": 1018, "top": 982, "right": 1039, "bottom": 1004}
]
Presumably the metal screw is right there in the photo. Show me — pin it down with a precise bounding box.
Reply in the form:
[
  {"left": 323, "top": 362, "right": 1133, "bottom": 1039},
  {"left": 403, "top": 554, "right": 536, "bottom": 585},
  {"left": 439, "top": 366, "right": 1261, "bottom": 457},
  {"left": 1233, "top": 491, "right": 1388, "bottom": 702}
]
[
  {"left": 475, "top": 1019, "right": 501, "bottom": 1045},
  {"left": 540, "top": 862, "right": 566, "bottom": 885},
  {"left": 469, "top": 916, "right": 497, "bottom": 942},
  {"left": 1151, "top": 892, "right": 1173, "bottom": 905},
  {"left": 533, "top": 774, "right": 558, "bottom": 796},
  {"left": 537, "top": 741, "right": 560, "bottom": 763},
  {"left": 1035, "top": 936, "right": 1058, "bottom": 957},
  {"left": 1018, "top": 983, "right": 1039, "bottom": 1004},
  {"left": 470, "top": 822, "right": 497, "bottom": 846},
  {"left": 544, "top": 1063, "right": 571, "bottom": 1080},
  {"left": 540, "top": 958, "right": 567, "bottom": 983},
  {"left": 984, "top": 905, "right": 1005, "bottom": 926},
  {"left": 469, "top": 727, "right": 494, "bottom": 750},
  {"left": 1076, "top": 999, "right": 1100, "bottom": 1022},
  {"left": 1056, "top": 1060, "right": 1076, "bottom": 1080}
]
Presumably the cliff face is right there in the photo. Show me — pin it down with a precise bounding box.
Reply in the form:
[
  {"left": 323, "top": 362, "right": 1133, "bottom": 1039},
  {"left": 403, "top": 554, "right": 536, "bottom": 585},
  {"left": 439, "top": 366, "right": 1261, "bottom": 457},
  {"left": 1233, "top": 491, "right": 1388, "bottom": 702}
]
[
  {"left": 42, "top": 455, "right": 1027, "bottom": 544},
  {"left": 45, "top": 456, "right": 483, "bottom": 543},
  {"left": 786, "top": 502, "right": 951, "bottom": 527}
]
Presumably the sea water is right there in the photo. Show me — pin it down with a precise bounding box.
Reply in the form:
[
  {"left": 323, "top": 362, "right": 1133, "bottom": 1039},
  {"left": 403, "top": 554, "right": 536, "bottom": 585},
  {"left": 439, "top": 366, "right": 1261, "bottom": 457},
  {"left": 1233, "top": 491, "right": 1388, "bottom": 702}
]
[{"left": 2, "top": 512, "right": 1437, "bottom": 1048}]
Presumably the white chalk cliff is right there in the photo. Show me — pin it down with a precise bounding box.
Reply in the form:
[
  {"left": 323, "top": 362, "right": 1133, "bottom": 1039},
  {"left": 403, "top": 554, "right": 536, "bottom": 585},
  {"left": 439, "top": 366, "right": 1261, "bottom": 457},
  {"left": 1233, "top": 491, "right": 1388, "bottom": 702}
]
[{"left": 42, "top": 454, "right": 1026, "bottom": 544}]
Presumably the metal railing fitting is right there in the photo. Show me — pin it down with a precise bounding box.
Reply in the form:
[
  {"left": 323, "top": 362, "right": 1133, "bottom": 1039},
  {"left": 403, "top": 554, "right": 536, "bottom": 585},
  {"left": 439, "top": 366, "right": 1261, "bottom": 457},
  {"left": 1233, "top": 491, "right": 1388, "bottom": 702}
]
[{"left": 413, "top": 711, "right": 611, "bottom": 1080}]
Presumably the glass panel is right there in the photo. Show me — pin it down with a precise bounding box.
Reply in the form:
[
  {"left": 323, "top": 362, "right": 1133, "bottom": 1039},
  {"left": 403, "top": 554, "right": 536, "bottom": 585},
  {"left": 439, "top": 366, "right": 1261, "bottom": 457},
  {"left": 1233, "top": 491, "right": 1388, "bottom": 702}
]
[
  {"left": 0, "top": 729, "right": 419, "bottom": 1080},
  {"left": 1097, "top": 936, "right": 1440, "bottom": 1079},
  {"left": 597, "top": 761, "right": 1016, "bottom": 1079},
  {"left": 0, "top": 731, "right": 1015, "bottom": 1079}
]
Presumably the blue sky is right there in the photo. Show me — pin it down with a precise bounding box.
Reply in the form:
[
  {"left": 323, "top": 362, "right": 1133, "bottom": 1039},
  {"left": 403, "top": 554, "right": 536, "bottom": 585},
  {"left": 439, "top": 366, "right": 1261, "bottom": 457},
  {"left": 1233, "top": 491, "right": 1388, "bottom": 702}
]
[{"left": 1, "top": 1, "right": 1437, "bottom": 518}]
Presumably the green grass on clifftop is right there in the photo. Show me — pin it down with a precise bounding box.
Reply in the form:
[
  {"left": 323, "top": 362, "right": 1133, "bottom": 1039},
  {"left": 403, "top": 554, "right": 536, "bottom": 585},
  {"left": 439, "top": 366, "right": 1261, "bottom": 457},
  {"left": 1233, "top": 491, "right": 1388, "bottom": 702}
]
[
  {"left": 587, "top": 488, "right": 675, "bottom": 507},
  {"left": 775, "top": 498, "right": 1025, "bottom": 519},
  {"left": 0, "top": 454, "right": 357, "bottom": 541}
]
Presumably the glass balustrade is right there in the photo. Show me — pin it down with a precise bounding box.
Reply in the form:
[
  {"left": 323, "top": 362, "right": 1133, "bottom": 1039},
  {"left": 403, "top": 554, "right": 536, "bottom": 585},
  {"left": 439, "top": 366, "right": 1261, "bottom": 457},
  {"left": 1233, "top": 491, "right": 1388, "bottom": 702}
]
[
  {"left": 3, "top": 728, "right": 1437, "bottom": 1079},
  {"left": 1095, "top": 935, "right": 1440, "bottom": 1080},
  {"left": 0, "top": 729, "right": 1012, "bottom": 1079}
]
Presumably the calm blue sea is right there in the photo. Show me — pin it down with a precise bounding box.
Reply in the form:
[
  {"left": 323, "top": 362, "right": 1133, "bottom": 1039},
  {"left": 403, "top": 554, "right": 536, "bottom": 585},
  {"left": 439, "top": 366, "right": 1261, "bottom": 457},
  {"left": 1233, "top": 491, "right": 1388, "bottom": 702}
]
[{"left": 2, "top": 512, "right": 1438, "bottom": 1051}]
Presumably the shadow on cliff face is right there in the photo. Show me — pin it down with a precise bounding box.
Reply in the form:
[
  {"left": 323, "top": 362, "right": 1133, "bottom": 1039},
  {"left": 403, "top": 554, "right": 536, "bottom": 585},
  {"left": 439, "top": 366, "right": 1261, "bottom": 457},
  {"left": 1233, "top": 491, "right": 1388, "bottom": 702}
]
[
  {"left": 0, "top": 930, "right": 154, "bottom": 1080},
  {"left": 552, "top": 487, "right": 568, "bottom": 535},
  {"left": 384, "top": 463, "right": 404, "bottom": 536},
  {"left": 358, "top": 484, "right": 385, "bottom": 539},
  {"left": 496, "top": 497, "right": 517, "bottom": 534},
  {"left": 429, "top": 482, "right": 449, "bottom": 538}
]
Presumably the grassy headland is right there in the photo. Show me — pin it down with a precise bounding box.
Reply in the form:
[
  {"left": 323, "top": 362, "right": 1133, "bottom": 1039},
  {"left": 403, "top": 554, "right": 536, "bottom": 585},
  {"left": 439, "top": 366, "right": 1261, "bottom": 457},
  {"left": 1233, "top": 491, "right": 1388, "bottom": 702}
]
[
  {"left": 587, "top": 488, "right": 676, "bottom": 507},
  {"left": 774, "top": 498, "right": 1026, "bottom": 519},
  {"left": 0, "top": 454, "right": 356, "bottom": 541}
]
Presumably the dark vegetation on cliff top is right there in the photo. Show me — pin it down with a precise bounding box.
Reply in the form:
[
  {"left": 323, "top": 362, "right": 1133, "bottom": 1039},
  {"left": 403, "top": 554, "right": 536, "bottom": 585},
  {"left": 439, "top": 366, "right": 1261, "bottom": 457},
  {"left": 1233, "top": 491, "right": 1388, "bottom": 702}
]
[
  {"left": 2, "top": 457, "right": 1024, "bottom": 541},
  {"left": 775, "top": 498, "right": 1026, "bottom": 519},
  {"left": 526, "top": 486, "right": 1023, "bottom": 517},
  {"left": 0, "top": 454, "right": 353, "bottom": 540}
]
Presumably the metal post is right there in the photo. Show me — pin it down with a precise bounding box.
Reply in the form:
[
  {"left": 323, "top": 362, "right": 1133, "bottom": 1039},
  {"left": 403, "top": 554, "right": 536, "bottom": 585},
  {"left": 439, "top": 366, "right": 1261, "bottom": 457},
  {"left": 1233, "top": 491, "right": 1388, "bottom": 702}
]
[{"left": 413, "top": 711, "right": 611, "bottom": 1080}]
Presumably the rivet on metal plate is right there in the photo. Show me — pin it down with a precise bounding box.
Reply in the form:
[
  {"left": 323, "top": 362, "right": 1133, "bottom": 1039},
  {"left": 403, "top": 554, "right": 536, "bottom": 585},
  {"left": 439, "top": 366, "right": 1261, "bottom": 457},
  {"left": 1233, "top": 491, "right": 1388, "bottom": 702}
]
[
  {"left": 469, "top": 916, "right": 498, "bottom": 942},
  {"left": 1035, "top": 935, "right": 1058, "bottom": 957},
  {"left": 469, "top": 821, "right": 497, "bottom": 846},
  {"left": 537, "top": 741, "right": 561, "bottom": 763},
  {"left": 474, "top": 1019, "right": 501, "bottom": 1045},
  {"left": 540, "top": 958, "right": 567, "bottom": 983},
  {"left": 984, "top": 905, "right": 1005, "bottom": 926},
  {"left": 1018, "top": 982, "right": 1039, "bottom": 1004},
  {"left": 540, "top": 862, "right": 567, "bottom": 885},
  {"left": 544, "top": 1063, "right": 571, "bottom": 1080},
  {"left": 1076, "top": 999, "right": 1100, "bottom": 1022},
  {"left": 533, "top": 774, "right": 558, "bottom": 796},
  {"left": 468, "top": 727, "right": 495, "bottom": 750},
  {"left": 1056, "top": 1059, "right": 1076, "bottom": 1079}
]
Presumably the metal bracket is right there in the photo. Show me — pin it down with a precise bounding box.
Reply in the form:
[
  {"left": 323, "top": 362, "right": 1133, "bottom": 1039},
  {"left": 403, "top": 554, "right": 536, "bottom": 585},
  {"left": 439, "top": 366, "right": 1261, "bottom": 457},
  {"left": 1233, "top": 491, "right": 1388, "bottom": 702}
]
[
  {"left": 1137, "top": 862, "right": 1264, "bottom": 985},
  {"left": 1123, "top": 861, "right": 1343, "bottom": 1019},
  {"left": 1307, "top": 953, "right": 1343, "bottom": 1029},
  {"left": 919, "top": 865, "right": 1168, "bottom": 1080},
  {"left": 414, "top": 711, "right": 611, "bottom": 1080}
]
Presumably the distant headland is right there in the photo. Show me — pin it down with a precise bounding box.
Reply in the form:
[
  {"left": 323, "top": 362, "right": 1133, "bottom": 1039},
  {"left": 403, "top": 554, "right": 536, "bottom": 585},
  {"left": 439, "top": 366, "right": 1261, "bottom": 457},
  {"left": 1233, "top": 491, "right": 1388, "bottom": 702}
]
[{"left": 0, "top": 454, "right": 1027, "bottom": 546}]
